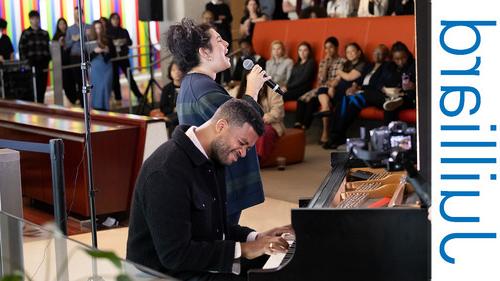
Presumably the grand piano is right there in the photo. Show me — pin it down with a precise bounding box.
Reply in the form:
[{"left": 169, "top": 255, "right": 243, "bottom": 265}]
[
  {"left": 247, "top": 0, "right": 431, "bottom": 278},
  {"left": 248, "top": 152, "right": 430, "bottom": 281}
]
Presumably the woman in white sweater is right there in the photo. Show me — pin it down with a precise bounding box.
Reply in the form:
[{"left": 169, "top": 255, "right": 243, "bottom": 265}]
[{"left": 265, "top": 40, "right": 294, "bottom": 89}]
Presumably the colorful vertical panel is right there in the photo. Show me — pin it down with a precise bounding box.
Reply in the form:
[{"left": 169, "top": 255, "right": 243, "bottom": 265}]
[{"left": 0, "top": 0, "right": 160, "bottom": 72}]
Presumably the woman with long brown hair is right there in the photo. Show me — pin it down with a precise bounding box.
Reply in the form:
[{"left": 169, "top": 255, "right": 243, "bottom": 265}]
[{"left": 88, "top": 20, "right": 115, "bottom": 110}]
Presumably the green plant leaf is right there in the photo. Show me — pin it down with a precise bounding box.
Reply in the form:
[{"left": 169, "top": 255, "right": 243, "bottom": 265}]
[
  {"left": 116, "top": 273, "right": 132, "bottom": 281},
  {"left": 0, "top": 273, "right": 23, "bottom": 281},
  {"left": 84, "top": 249, "right": 122, "bottom": 268}
]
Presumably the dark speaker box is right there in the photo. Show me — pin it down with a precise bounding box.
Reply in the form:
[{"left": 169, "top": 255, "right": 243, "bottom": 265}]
[{"left": 138, "top": 0, "right": 163, "bottom": 21}]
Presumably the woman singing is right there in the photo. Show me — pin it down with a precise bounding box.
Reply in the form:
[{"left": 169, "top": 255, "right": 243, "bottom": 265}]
[{"left": 167, "top": 18, "right": 269, "bottom": 226}]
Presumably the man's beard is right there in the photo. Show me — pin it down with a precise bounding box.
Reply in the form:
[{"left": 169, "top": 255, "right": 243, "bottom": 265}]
[{"left": 210, "top": 136, "right": 233, "bottom": 166}]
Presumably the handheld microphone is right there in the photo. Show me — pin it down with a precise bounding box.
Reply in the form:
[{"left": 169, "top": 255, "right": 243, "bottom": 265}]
[{"left": 242, "top": 59, "right": 285, "bottom": 95}]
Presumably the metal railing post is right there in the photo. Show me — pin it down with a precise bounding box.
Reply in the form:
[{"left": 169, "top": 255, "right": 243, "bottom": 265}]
[
  {"left": 127, "top": 67, "right": 133, "bottom": 114},
  {"left": 31, "top": 66, "right": 37, "bottom": 103},
  {"left": 0, "top": 69, "right": 4, "bottom": 99},
  {"left": 51, "top": 42, "right": 64, "bottom": 106}
]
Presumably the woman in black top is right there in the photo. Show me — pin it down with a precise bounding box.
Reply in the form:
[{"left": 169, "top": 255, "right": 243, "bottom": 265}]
[
  {"left": 52, "top": 17, "right": 79, "bottom": 104},
  {"left": 283, "top": 42, "right": 316, "bottom": 101},
  {"left": 239, "top": 0, "right": 267, "bottom": 41},
  {"left": 324, "top": 44, "right": 392, "bottom": 149},
  {"left": 108, "top": 12, "right": 141, "bottom": 101},
  {"left": 155, "top": 61, "right": 183, "bottom": 136},
  {"left": 382, "top": 41, "right": 416, "bottom": 120}
]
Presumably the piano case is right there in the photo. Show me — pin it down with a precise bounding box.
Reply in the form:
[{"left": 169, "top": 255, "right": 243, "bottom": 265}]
[{"left": 248, "top": 153, "right": 430, "bottom": 281}]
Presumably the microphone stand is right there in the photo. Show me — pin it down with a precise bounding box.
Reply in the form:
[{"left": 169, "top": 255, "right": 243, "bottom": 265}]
[{"left": 75, "top": 1, "right": 102, "bottom": 280}]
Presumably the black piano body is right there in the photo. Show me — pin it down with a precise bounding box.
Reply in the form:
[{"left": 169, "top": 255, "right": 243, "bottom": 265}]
[{"left": 248, "top": 153, "right": 430, "bottom": 281}]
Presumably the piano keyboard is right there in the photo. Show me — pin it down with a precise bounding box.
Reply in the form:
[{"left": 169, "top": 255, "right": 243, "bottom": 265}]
[{"left": 262, "top": 241, "right": 296, "bottom": 269}]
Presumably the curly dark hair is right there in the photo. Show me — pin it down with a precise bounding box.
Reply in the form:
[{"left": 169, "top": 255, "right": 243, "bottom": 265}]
[{"left": 166, "top": 18, "right": 213, "bottom": 73}]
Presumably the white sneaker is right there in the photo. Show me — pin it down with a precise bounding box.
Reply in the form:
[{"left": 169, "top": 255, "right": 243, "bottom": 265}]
[{"left": 383, "top": 97, "right": 404, "bottom": 111}]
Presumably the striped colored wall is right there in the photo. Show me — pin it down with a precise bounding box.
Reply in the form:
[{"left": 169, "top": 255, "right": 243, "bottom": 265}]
[{"left": 0, "top": 0, "right": 161, "bottom": 70}]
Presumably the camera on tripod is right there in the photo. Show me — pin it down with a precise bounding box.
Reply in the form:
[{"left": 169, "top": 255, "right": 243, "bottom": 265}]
[
  {"left": 346, "top": 121, "right": 417, "bottom": 171},
  {"left": 346, "top": 121, "right": 430, "bottom": 207}
]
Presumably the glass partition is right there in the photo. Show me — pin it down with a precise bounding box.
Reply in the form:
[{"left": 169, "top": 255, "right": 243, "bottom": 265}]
[{"left": 0, "top": 211, "right": 179, "bottom": 281}]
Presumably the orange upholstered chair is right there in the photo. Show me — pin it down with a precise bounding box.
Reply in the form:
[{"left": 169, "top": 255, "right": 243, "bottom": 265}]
[{"left": 260, "top": 128, "right": 306, "bottom": 168}]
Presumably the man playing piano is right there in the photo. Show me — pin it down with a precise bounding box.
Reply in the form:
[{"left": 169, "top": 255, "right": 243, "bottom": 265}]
[{"left": 126, "top": 99, "right": 292, "bottom": 281}]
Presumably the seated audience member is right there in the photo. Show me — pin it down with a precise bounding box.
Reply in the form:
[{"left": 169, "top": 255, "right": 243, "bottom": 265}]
[
  {"left": 317, "top": 42, "right": 369, "bottom": 145},
  {"left": 0, "top": 18, "right": 14, "bottom": 62},
  {"left": 231, "top": 38, "right": 266, "bottom": 85},
  {"left": 327, "top": 0, "right": 355, "bottom": 18},
  {"left": 150, "top": 62, "right": 183, "bottom": 136},
  {"left": 294, "top": 37, "right": 345, "bottom": 138},
  {"left": 357, "top": 0, "right": 389, "bottom": 17},
  {"left": 127, "top": 99, "right": 292, "bottom": 281},
  {"left": 265, "top": 40, "right": 293, "bottom": 91},
  {"left": 382, "top": 41, "right": 416, "bottom": 119},
  {"left": 283, "top": 42, "right": 316, "bottom": 102},
  {"left": 237, "top": 71, "right": 285, "bottom": 165},
  {"left": 240, "top": 0, "right": 268, "bottom": 41},
  {"left": 323, "top": 44, "right": 392, "bottom": 149}
]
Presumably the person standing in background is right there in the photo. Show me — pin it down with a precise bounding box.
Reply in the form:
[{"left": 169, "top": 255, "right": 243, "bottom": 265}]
[
  {"left": 327, "top": 0, "right": 355, "bottom": 17},
  {"left": 206, "top": 0, "right": 233, "bottom": 50},
  {"left": 88, "top": 20, "right": 114, "bottom": 111},
  {"left": 357, "top": 0, "right": 389, "bottom": 17},
  {"left": 65, "top": 7, "right": 91, "bottom": 106},
  {"left": 387, "top": 0, "right": 414, "bottom": 15},
  {"left": 240, "top": 0, "right": 268, "bottom": 41},
  {"left": 52, "top": 17, "right": 78, "bottom": 104},
  {"left": 0, "top": 18, "right": 14, "bottom": 62},
  {"left": 205, "top": 1, "right": 233, "bottom": 85},
  {"left": 109, "top": 12, "right": 142, "bottom": 103},
  {"left": 259, "top": 0, "right": 276, "bottom": 19},
  {"left": 18, "top": 10, "right": 51, "bottom": 104}
]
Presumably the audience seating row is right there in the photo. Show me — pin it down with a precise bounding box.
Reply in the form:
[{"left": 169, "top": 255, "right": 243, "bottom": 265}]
[{"left": 252, "top": 15, "right": 417, "bottom": 124}]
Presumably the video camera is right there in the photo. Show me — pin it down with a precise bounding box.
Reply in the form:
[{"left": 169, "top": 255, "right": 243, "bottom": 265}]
[
  {"left": 346, "top": 121, "right": 417, "bottom": 171},
  {"left": 346, "top": 121, "right": 430, "bottom": 207}
]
